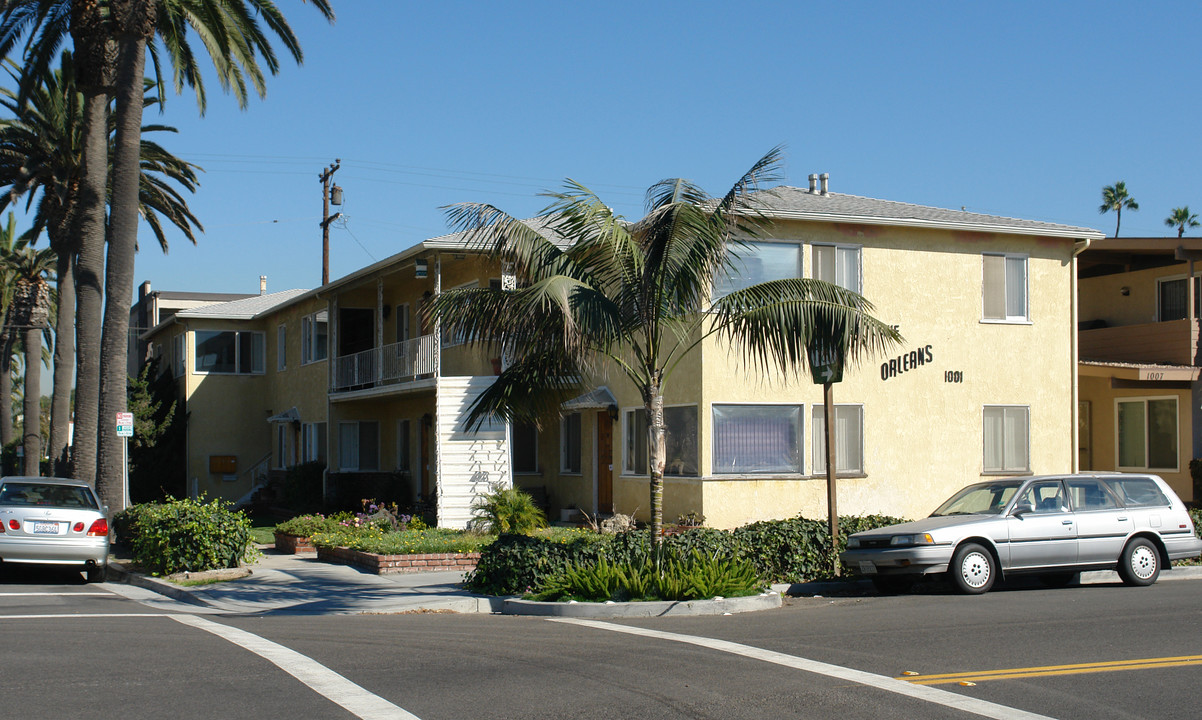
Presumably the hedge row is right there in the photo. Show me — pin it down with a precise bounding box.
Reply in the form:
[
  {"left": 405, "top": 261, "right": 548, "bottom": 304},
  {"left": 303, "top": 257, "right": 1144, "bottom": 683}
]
[{"left": 465, "top": 514, "right": 905, "bottom": 596}]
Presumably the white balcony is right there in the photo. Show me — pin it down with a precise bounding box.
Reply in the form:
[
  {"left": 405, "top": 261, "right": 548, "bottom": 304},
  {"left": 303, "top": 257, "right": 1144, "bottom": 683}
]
[{"left": 332, "top": 334, "right": 437, "bottom": 392}]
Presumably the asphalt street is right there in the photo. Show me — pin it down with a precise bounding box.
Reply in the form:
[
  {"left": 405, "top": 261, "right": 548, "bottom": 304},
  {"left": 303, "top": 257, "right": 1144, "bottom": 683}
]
[{"left": 2, "top": 564, "right": 1199, "bottom": 720}]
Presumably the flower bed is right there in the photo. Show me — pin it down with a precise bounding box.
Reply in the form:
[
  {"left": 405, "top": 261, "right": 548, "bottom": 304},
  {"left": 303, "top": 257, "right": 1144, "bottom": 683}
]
[
  {"left": 318, "top": 546, "right": 480, "bottom": 574},
  {"left": 273, "top": 531, "right": 317, "bottom": 554}
]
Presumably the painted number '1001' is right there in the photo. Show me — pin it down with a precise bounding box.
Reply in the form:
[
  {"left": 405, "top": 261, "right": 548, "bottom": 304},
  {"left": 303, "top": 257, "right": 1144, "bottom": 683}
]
[{"left": 944, "top": 370, "right": 963, "bottom": 383}]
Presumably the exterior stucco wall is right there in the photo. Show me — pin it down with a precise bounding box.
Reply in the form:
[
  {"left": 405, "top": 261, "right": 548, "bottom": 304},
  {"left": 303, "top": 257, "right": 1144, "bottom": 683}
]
[{"left": 1079, "top": 264, "right": 1182, "bottom": 326}]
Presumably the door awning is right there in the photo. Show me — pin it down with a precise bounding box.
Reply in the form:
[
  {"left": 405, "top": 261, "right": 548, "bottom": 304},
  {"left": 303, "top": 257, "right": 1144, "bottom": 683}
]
[
  {"left": 561, "top": 387, "right": 618, "bottom": 411},
  {"left": 266, "top": 407, "right": 301, "bottom": 424}
]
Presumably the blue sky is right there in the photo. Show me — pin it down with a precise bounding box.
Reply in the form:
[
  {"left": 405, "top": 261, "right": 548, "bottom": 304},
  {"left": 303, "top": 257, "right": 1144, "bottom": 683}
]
[{"left": 106, "top": 1, "right": 1202, "bottom": 299}]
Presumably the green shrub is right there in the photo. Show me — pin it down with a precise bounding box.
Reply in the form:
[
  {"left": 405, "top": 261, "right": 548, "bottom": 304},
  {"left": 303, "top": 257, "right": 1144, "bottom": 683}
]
[
  {"left": 470, "top": 484, "right": 547, "bottom": 534},
  {"left": 282, "top": 461, "right": 326, "bottom": 513},
  {"left": 465, "top": 530, "right": 612, "bottom": 595},
  {"left": 116, "top": 496, "right": 259, "bottom": 576},
  {"left": 273, "top": 514, "right": 337, "bottom": 538},
  {"left": 309, "top": 526, "right": 491, "bottom": 555},
  {"left": 535, "top": 549, "right": 762, "bottom": 602}
]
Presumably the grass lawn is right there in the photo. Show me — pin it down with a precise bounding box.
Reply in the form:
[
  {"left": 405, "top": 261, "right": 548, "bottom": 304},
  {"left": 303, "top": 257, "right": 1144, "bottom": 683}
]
[{"left": 246, "top": 508, "right": 294, "bottom": 546}]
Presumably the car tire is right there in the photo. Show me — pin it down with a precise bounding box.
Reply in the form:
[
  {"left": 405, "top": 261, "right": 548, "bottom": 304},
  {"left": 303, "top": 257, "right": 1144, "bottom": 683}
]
[
  {"left": 1039, "top": 571, "right": 1078, "bottom": 588},
  {"left": 951, "top": 542, "right": 995, "bottom": 594},
  {"left": 85, "top": 564, "right": 107, "bottom": 584},
  {"left": 1118, "top": 538, "right": 1160, "bottom": 587},
  {"left": 871, "top": 575, "right": 915, "bottom": 595}
]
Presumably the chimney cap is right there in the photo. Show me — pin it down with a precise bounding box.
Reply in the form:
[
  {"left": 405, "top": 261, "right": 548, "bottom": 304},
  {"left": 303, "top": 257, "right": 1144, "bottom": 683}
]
[
  {"left": 819, "top": 173, "right": 830, "bottom": 196},
  {"left": 808, "top": 173, "right": 818, "bottom": 193}
]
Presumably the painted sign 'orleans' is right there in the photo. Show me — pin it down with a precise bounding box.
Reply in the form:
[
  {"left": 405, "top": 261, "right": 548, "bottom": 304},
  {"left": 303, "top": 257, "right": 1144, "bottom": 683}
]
[{"left": 881, "top": 345, "right": 933, "bottom": 381}]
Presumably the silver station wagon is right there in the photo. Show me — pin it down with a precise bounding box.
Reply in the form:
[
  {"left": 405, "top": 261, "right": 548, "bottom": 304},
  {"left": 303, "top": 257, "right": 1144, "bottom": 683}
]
[
  {"left": 0, "top": 476, "right": 110, "bottom": 582},
  {"left": 840, "top": 473, "right": 1202, "bottom": 594}
]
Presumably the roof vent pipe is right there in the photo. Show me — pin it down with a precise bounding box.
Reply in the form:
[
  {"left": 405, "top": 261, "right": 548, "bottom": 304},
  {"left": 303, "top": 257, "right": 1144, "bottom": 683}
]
[
  {"left": 820, "top": 173, "right": 829, "bottom": 196},
  {"left": 808, "top": 174, "right": 818, "bottom": 193},
  {"left": 260, "top": 275, "right": 267, "bottom": 295}
]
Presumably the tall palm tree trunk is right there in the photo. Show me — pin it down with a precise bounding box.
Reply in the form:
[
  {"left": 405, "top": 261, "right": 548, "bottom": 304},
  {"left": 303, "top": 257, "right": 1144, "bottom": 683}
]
[
  {"left": 0, "top": 323, "right": 13, "bottom": 450},
  {"left": 70, "top": 91, "right": 110, "bottom": 487},
  {"left": 48, "top": 248, "right": 75, "bottom": 476},
  {"left": 22, "top": 325, "right": 41, "bottom": 475},
  {"left": 96, "top": 7, "right": 153, "bottom": 513},
  {"left": 645, "top": 372, "right": 667, "bottom": 543}
]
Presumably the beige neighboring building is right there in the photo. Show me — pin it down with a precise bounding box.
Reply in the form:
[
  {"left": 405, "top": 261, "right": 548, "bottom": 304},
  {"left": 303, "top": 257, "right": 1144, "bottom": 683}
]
[
  {"left": 140, "top": 178, "right": 1105, "bottom": 529},
  {"left": 1077, "top": 238, "right": 1202, "bottom": 502}
]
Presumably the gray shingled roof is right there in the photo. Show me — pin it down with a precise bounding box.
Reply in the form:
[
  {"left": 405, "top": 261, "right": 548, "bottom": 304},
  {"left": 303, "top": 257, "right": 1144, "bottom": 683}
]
[
  {"left": 176, "top": 289, "right": 310, "bottom": 320},
  {"left": 749, "top": 186, "right": 1104, "bottom": 239}
]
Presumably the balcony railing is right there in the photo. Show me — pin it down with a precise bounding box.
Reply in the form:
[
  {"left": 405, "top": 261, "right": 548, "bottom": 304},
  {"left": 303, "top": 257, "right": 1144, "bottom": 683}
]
[
  {"left": 332, "top": 334, "right": 437, "bottom": 392},
  {"left": 1079, "top": 318, "right": 1201, "bottom": 366}
]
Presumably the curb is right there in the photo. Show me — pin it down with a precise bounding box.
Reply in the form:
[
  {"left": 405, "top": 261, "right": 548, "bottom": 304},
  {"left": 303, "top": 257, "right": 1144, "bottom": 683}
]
[
  {"left": 106, "top": 561, "right": 214, "bottom": 608},
  {"left": 502, "top": 592, "right": 782, "bottom": 617}
]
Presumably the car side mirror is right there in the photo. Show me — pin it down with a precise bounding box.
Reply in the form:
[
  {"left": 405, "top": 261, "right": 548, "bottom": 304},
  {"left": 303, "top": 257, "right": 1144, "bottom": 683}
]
[{"left": 1011, "top": 502, "right": 1035, "bottom": 517}]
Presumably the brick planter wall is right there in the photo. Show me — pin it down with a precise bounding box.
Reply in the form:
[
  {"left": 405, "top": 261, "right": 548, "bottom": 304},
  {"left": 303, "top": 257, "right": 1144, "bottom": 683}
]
[
  {"left": 317, "top": 546, "right": 479, "bottom": 575},
  {"left": 274, "top": 532, "right": 317, "bottom": 554}
]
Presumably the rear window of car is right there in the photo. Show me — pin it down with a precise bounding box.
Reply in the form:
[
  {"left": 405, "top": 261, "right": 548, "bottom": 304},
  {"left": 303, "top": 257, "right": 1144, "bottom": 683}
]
[
  {"left": 0, "top": 482, "right": 99, "bottom": 509},
  {"left": 1106, "top": 477, "right": 1170, "bottom": 508}
]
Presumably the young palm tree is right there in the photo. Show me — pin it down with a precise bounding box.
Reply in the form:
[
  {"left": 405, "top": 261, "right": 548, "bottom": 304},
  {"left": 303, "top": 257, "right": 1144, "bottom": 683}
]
[
  {"left": 96, "top": 0, "right": 335, "bottom": 512},
  {"left": 3, "top": 236, "right": 53, "bottom": 473},
  {"left": 1099, "top": 181, "right": 1139, "bottom": 238},
  {"left": 1164, "top": 207, "right": 1199, "bottom": 238},
  {"left": 0, "top": 52, "right": 203, "bottom": 475},
  {"left": 0, "top": 211, "right": 27, "bottom": 448},
  {"left": 430, "top": 149, "right": 902, "bottom": 542}
]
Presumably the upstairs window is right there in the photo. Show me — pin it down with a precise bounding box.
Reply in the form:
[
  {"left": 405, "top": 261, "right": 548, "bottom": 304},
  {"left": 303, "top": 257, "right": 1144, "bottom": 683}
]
[
  {"left": 983, "top": 254, "right": 1028, "bottom": 322},
  {"left": 172, "top": 333, "right": 185, "bottom": 377},
  {"left": 712, "top": 241, "right": 801, "bottom": 299},
  {"left": 302, "top": 310, "right": 328, "bottom": 364},
  {"left": 277, "top": 325, "right": 287, "bottom": 371},
  {"left": 1156, "top": 276, "right": 1201, "bottom": 321},
  {"left": 812, "top": 244, "right": 861, "bottom": 293},
  {"left": 194, "top": 331, "right": 264, "bottom": 374}
]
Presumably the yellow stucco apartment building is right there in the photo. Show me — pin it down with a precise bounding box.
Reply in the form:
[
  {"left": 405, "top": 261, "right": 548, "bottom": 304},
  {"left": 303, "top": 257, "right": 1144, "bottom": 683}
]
[{"left": 141, "top": 178, "right": 1106, "bottom": 528}]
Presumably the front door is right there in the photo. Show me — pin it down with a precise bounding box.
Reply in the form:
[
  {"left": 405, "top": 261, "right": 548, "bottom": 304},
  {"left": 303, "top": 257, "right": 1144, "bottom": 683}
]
[{"left": 596, "top": 411, "right": 613, "bottom": 514}]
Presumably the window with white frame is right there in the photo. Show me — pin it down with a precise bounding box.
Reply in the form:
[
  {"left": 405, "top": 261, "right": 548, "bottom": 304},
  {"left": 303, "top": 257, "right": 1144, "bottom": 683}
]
[
  {"left": 302, "top": 422, "right": 327, "bottom": 464},
  {"left": 711, "top": 240, "right": 801, "bottom": 299},
  {"left": 983, "top": 405, "right": 1030, "bottom": 473},
  {"left": 274, "top": 424, "right": 290, "bottom": 469},
  {"left": 396, "top": 419, "right": 411, "bottom": 472},
  {"left": 812, "top": 243, "right": 861, "bottom": 293},
  {"left": 811, "top": 404, "right": 864, "bottom": 475},
  {"left": 1116, "top": 397, "right": 1178, "bottom": 470},
  {"left": 561, "top": 413, "right": 581, "bottom": 473},
  {"left": 624, "top": 406, "right": 698, "bottom": 476},
  {"left": 339, "top": 421, "right": 379, "bottom": 471},
  {"left": 1156, "top": 275, "right": 1201, "bottom": 321},
  {"left": 512, "top": 420, "right": 539, "bottom": 473},
  {"left": 277, "top": 324, "right": 287, "bottom": 371},
  {"left": 194, "top": 330, "right": 264, "bottom": 374},
  {"left": 712, "top": 404, "right": 802, "bottom": 474},
  {"left": 982, "top": 254, "right": 1028, "bottom": 322},
  {"left": 301, "top": 310, "right": 328, "bottom": 364},
  {"left": 172, "top": 333, "right": 185, "bottom": 377}
]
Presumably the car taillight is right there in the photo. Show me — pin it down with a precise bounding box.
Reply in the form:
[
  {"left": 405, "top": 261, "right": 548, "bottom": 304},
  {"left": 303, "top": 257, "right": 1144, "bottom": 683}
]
[
  {"left": 8, "top": 519, "right": 16, "bottom": 530},
  {"left": 86, "top": 519, "right": 108, "bottom": 537},
  {"left": 73, "top": 522, "right": 85, "bottom": 532}
]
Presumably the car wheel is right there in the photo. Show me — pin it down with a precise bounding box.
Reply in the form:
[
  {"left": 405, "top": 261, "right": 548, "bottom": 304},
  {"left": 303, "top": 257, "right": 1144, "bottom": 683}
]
[
  {"left": 85, "top": 564, "right": 107, "bottom": 584},
  {"left": 1118, "top": 538, "right": 1160, "bottom": 587},
  {"left": 951, "top": 542, "right": 995, "bottom": 594},
  {"left": 1039, "top": 572, "right": 1078, "bottom": 588},
  {"left": 871, "top": 575, "right": 915, "bottom": 595}
]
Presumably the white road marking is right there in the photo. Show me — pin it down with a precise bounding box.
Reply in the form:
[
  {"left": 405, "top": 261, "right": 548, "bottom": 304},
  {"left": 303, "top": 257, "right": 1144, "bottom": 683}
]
[
  {"left": 170, "top": 614, "right": 420, "bottom": 720},
  {"left": 0, "top": 592, "right": 112, "bottom": 596},
  {"left": 0, "top": 612, "right": 164, "bottom": 619},
  {"left": 552, "top": 618, "right": 1054, "bottom": 720}
]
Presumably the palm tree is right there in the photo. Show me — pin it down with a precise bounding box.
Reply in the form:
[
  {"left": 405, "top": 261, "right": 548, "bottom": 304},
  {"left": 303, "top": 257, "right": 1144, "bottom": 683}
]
[
  {"left": 430, "top": 149, "right": 902, "bottom": 542},
  {"left": 0, "top": 52, "right": 203, "bottom": 475},
  {"left": 95, "top": 0, "right": 335, "bottom": 512},
  {"left": 1099, "top": 181, "right": 1139, "bottom": 238},
  {"left": 1164, "top": 207, "right": 1200, "bottom": 238},
  {"left": 2, "top": 235, "right": 53, "bottom": 473},
  {"left": 0, "top": 211, "right": 27, "bottom": 449},
  {"left": 1, "top": 0, "right": 116, "bottom": 487}
]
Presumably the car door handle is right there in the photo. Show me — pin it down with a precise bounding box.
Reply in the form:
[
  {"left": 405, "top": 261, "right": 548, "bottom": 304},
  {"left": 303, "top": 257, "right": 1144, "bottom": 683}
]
[
  {"left": 1117, "top": 517, "right": 1128, "bottom": 521},
  {"left": 1062, "top": 520, "right": 1073, "bottom": 525}
]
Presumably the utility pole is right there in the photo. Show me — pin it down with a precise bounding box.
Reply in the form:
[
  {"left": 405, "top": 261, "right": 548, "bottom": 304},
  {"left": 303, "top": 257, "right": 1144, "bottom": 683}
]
[{"left": 319, "top": 159, "right": 342, "bottom": 286}]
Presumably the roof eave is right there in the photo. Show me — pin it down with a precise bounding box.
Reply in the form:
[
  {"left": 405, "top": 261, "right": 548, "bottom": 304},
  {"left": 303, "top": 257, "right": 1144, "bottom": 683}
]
[{"left": 761, "top": 210, "right": 1106, "bottom": 240}]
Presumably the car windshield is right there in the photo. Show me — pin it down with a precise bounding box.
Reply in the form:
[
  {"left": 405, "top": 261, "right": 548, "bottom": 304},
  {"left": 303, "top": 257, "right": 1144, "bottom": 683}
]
[
  {"left": 931, "top": 480, "right": 1023, "bottom": 517},
  {"left": 0, "top": 482, "right": 99, "bottom": 509}
]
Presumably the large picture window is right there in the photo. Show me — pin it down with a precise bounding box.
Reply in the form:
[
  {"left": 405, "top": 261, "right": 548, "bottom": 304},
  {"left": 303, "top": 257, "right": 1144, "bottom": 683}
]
[
  {"left": 624, "top": 406, "right": 698, "bottom": 476},
  {"left": 811, "top": 404, "right": 864, "bottom": 475},
  {"left": 812, "top": 244, "right": 861, "bottom": 293},
  {"left": 1116, "top": 397, "right": 1178, "bottom": 471},
  {"left": 194, "top": 330, "right": 264, "bottom": 374},
  {"left": 712, "top": 404, "right": 801, "bottom": 474},
  {"left": 983, "top": 254, "right": 1028, "bottom": 322},
  {"left": 712, "top": 241, "right": 800, "bottom": 299},
  {"left": 301, "top": 310, "right": 328, "bottom": 364},
  {"left": 983, "top": 405, "right": 1029, "bottom": 473},
  {"left": 339, "top": 421, "right": 379, "bottom": 471}
]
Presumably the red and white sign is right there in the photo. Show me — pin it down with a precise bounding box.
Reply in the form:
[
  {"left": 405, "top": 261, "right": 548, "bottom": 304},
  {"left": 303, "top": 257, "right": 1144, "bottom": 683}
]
[{"left": 116, "top": 412, "right": 134, "bottom": 438}]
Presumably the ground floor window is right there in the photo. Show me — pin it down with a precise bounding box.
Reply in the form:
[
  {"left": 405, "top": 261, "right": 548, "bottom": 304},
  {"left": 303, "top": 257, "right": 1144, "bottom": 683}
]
[
  {"left": 1116, "top": 397, "right": 1178, "bottom": 471},
  {"left": 274, "top": 424, "right": 291, "bottom": 469},
  {"left": 302, "top": 422, "right": 327, "bottom": 464},
  {"left": 712, "top": 404, "right": 801, "bottom": 474},
  {"left": 624, "top": 406, "right": 698, "bottom": 476},
  {"left": 339, "top": 421, "right": 379, "bottom": 471},
  {"left": 561, "top": 413, "right": 582, "bottom": 473},
  {"left": 512, "top": 420, "right": 539, "bottom": 473},
  {"left": 396, "top": 419, "right": 411, "bottom": 472},
  {"left": 811, "top": 404, "right": 863, "bottom": 475},
  {"left": 983, "top": 405, "right": 1029, "bottom": 473}
]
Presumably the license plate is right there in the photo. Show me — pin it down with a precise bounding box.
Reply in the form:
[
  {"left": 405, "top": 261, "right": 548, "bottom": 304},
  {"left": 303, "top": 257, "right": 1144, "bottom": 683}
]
[
  {"left": 858, "top": 561, "right": 877, "bottom": 574},
  {"left": 32, "top": 522, "right": 60, "bottom": 534}
]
